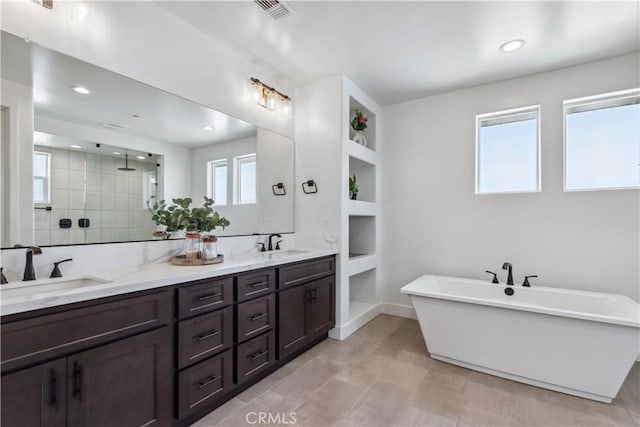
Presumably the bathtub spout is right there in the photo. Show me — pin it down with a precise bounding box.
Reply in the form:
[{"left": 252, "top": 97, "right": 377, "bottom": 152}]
[{"left": 502, "top": 262, "right": 514, "bottom": 285}]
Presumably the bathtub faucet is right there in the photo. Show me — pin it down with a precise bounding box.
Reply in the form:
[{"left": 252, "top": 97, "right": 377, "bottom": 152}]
[{"left": 502, "top": 262, "right": 514, "bottom": 286}]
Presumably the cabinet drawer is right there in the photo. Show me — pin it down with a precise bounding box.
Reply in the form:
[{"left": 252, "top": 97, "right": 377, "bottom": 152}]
[
  {"left": 278, "top": 257, "right": 335, "bottom": 289},
  {"left": 236, "top": 269, "right": 275, "bottom": 302},
  {"left": 178, "top": 277, "right": 233, "bottom": 319},
  {"left": 178, "top": 349, "right": 233, "bottom": 420},
  {"left": 1, "top": 292, "right": 170, "bottom": 372},
  {"left": 237, "top": 294, "right": 275, "bottom": 343},
  {"left": 178, "top": 307, "right": 233, "bottom": 369},
  {"left": 236, "top": 331, "right": 275, "bottom": 385}
]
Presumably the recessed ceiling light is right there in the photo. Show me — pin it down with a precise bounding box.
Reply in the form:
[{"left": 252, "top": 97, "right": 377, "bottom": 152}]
[
  {"left": 203, "top": 126, "right": 215, "bottom": 131},
  {"left": 136, "top": 156, "right": 146, "bottom": 160},
  {"left": 113, "top": 151, "right": 121, "bottom": 155},
  {"left": 70, "top": 144, "right": 84, "bottom": 149},
  {"left": 71, "top": 86, "right": 91, "bottom": 95},
  {"left": 499, "top": 39, "right": 525, "bottom": 53}
]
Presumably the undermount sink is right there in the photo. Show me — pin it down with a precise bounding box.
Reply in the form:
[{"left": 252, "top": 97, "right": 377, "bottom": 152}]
[
  {"left": 1, "top": 276, "right": 112, "bottom": 299},
  {"left": 257, "top": 249, "right": 310, "bottom": 258}
]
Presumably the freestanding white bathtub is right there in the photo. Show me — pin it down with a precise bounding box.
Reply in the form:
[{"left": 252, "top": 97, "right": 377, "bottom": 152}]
[{"left": 401, "top": 275, "right": 640, "bottom": 403}]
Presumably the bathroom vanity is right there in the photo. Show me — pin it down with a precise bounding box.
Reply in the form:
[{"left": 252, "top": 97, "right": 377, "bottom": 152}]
[{"left": 0, "top": 253, "right": 335, "bottom": 426}]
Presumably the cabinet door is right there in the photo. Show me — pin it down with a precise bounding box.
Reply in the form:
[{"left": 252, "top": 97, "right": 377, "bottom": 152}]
[
  {"left": 278, "top": 283, "right": 310, "bottom": 359},
  {"left": 308, "top": 276, "right": 335, "bottom": 338},
  {"left": 1, "top": 358, "right": 66, "bottom": 427},
  {"left": 67, "top": 328, "right": 171, "bottom": 427}
]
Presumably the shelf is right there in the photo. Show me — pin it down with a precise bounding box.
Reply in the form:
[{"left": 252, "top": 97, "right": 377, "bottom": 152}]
[
  {"left": 348, "top": 301, "right": 377, "bottom": 323},
  {"left": 348, "top": 254, "right": 377, "bottom": 276},
  {"left": 349, "top": 216, "right": 375, "bottom": 257},
  {"left": 349, "top": 96, "right": 377, "bottom": 151},
  {"left": 346, "top": 140, "right": 377, "bottom": 166},
  {"left": 347, "top": 200, "right": 376, "bottom": 216}
]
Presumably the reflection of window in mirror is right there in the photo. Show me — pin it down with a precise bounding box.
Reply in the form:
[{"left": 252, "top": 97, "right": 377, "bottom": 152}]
[
  {"left": 207, "top": 159, "right": 228, "bottom": 205},
  {"left": 143, "top": 171, "right": 157, "bottom": 209},
  {"left": 33, "top": 151, "right": 51, "bottom": 204},
  {"left": 235, "top": 154, "right": 256, "bottom": 204}
]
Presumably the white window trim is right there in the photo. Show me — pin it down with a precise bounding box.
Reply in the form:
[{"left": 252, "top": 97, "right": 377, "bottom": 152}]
[
  {"left": 563, "top": 88, "right": 640, "bottom": 192},
  {"left": 33, "top": 150, "right": 51, "bottom": 205},
  {"left": 475, "top": 105, "right": 542, "bottom": 195},
  {"left": 206, "top": 159, "right": 228, "bottom": 205},
  {"left": 234, "top": 153, "right": 257, "bottom": 205}
]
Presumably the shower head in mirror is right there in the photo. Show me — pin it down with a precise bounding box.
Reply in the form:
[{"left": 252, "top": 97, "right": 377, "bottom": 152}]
[{"left": 117, "top": 154, "right": 136, "bottom": 171}]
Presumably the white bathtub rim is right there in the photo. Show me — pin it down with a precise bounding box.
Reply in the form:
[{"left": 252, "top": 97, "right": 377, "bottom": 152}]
[
  {"left": 430, "top": 353, "right": 613, "bottom": 403},
  {"left": 401, "top": 274, "right": 640, "bottom": 328}
]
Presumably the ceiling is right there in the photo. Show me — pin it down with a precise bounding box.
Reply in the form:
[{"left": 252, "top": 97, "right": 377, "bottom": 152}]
[
  {"left": 159, "top": 1, "right": 640, "bottom": 106},
  {"left": 1, "top": 31, "right": 256, "bottom": 147}
]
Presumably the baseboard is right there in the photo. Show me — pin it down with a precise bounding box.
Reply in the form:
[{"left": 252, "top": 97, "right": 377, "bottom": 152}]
[
  {"left": 378, "top": 302, "right": 416, "bottom": 319},
  {"left": 329, "top": 303, "right": 381, "bottom": 340}
]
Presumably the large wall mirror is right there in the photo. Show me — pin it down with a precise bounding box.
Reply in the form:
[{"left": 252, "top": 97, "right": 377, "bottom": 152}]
[{"left": 0, "top": 31, "right": 294, "bottom": 248}]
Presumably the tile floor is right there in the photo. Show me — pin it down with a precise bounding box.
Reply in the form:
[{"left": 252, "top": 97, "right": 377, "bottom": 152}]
[{"left": 192, "top": 315, "right": 640, "bottom": 427}]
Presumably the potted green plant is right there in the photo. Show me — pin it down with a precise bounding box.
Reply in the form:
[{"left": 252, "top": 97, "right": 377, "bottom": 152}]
[
  {"left": 349, "top": 175, "right": 359, "bottom": 200},
  {"left": 351, "top": 109, "right": 368, "bottom": 147}
]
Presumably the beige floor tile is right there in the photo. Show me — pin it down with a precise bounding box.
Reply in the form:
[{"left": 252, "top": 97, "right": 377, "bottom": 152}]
[
  {"left": 394, "top": 405, "right": 456, "bottom": 426},
  {"left": 336, "top": 381, "right": 413, "bottom": 426},
  {"left": 191, "top": 398, "right": 247, "bottom": 427},
  {"left": 411, "top": 368, "right": 467, "bottom": 420},
  {"left": 293, "top": 377, "right": 368, "bottom": 426},
  {"left": 619, "top": 362, "right": 640, "bottom": 425},
  {"left": 270, "top": 358, "right": 342, "bottom": 403}
]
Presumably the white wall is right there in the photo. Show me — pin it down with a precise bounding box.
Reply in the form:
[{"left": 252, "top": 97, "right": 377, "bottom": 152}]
[
  {"left": 1, "top": 79, "right": 34, "bottom": 247},
  {"left": 1, "top": 1, "right": 293, "bottom": 138},
  {"left": 381, "top": 53, "right": 640, "bottom": 305}
]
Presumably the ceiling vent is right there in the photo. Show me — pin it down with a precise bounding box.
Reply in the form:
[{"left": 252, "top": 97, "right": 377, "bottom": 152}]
[
  {"left": 101, "top": 122, "right": 130, "bottom": 130},
  {"left": 254, "top": 0, "right": 294, "bottom": 19}
]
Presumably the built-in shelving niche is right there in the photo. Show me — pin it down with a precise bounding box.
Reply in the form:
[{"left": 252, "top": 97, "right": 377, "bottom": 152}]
[
  {"left": 349, "top": 269, "right": 377, "bottom": 322},
  {"left": 349, "top": 96, "right": 377, "bottom": 152},
  {"left": 348, "top": 155, "right": 376, "bottom": 203},
  {"left": 348, "top": 215, "right": 376, "bottom": 259}
]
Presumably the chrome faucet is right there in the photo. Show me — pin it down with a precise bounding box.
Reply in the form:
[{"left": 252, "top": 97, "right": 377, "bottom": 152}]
[
  {"left": 267, "top": 234, "right": 282, "bottom": 251},
  {"left": 502, "top": 262, "right": 514, "bottom": 286},
  {"left": 23, "top": 246, "right": 43, "bottom": 281}
]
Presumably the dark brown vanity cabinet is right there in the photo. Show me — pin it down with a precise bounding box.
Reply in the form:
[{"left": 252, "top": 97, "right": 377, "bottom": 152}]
[
  {"left": 278, "top": 259, "right": 335, "bottom": 359},
  {"left": 1, "top": 291, "right": 172, "bottom": 427}
]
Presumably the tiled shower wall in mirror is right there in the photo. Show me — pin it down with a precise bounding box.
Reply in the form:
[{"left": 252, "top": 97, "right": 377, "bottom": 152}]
[{"left": 34, "top": 146, "right": 157, "bottom": 246}]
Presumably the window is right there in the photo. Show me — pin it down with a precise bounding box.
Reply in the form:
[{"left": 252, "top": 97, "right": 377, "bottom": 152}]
[
  {"left": 33, "top": 151, "right": 51, "bottom": 204},
  {"left": 235, "top": 154, "right": 256, "bottom": 204},
  {"left": 564, "top": 89, "right": 640, "bottom": 191},
  {"left": 207, "top": 159, "right": 227, "bottom": 205},
  {"left": 476, "top": 105, "right": 540, "bottom": 194}
]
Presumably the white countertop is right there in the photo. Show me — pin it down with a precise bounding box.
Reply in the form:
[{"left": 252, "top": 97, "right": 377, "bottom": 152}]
[{"left": 0, "top": 249, "right": 336, "bottom": 316}]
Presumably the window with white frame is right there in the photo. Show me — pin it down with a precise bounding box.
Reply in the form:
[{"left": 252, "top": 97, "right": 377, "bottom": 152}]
[
  {"left": 235, "top": 154, "right": 256, "bottom": 204},
  {"left": 476, "top": 106, "right": 540, "bottom": 194},
  {"left": 207, "top": 159, "right": 228, "bottom": 205},
  {"left": 33, "top": 151, "right": 51, "bottom": 204},
  {"left": 564, "top": 89, "right": 640, "bottom": 191}
]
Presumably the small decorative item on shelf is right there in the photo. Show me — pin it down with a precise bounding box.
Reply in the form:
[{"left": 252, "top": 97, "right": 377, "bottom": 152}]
[
  {"left": 152, "top": 231, "right": 169, "bottom": 240},
  {"left": 349, "top": 174, "right": 359, "bottom": 200},
  {"left": 351, "top": 109, "right": 368, "bottom": 147},
  {"left": 150, "top": 196, "right": 230, "bottom": 265}
]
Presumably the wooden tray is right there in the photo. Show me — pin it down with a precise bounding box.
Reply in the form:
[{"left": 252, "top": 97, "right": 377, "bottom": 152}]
[{"left": 170, "top": 254, "right": 224, "bottom": 266}]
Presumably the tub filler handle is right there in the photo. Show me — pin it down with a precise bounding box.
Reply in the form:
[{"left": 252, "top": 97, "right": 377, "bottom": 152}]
[{"left": 523, "top": 275, "right": 538, "bottom": 287}]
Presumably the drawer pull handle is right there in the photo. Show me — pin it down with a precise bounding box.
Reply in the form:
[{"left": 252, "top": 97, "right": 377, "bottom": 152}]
[
  {"left": 197, "top": 292, "right": 222, "bottom": 302},
  {"left": 249, "top": 281, "right": 268, "bottom": 288},
  {"left": 248, "top": 350, "right": 269, "bottom": 361},
  {"left": 73, "top": 362, "right": 83, "bottom": 402},
  {"left": 197, "top": 374, "right": 222, "bottom": 389},
  {"left": 250, "top": 312, "right": 268, "bottom": 321},
  {"left": 195, "top": 330, "right": 221, "bottom": 342}
]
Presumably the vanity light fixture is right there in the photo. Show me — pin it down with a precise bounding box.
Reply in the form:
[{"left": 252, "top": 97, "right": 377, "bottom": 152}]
[
  {"left": 70, "top": 144, "right": 83, "bottom": 149},
  {"left": 250, "top": 77, "right": 292, "bottom": 117},
  {"left": 71, "top": 86, "right": 90, "bottom": 95},
  {"left": 203, "top": 126, "right": 215, "bottom": 131},
  {"left": 499, "top": 39, "right": 526, "bottom": 53}
]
